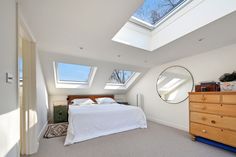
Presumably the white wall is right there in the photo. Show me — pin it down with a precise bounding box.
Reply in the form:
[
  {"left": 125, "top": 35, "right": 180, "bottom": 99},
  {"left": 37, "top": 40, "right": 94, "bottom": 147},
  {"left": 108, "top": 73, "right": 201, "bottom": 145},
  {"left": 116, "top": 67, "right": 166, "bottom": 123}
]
[
  {"left": 36, "top": 52, "right": 48, "bottom": 138},
  {"left": 0, "top": 0, "right": 19, "bottom": 157},
  {"left": 127, "top": 43, "right": 236, "bottom": 131}
]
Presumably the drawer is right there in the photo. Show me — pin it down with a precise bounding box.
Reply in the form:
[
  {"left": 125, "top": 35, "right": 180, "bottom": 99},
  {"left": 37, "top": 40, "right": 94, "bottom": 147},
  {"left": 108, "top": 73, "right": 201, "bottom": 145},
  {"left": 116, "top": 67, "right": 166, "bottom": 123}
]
[
  {"left": 189, "top": 94, "right": 220, "bottom": 103},
  {"left": 222, "top": 94, "right": 236, "bottom": 104},
  {"left": 204, "top": 94, "right": 220, "bottom": 103},
  {"left": 190, "top": 103, "right": 220, "bottom": 115},
  {"left": 190, "top": 112, "right": 236, "bottom": 131},
  {"left": 190, "top": 122, "right": 236, "bottom": 147},
  {"left": 190, "top": 103, "right": 236, "bottom": 117},
  {"left": 189, "top": 94, "right": 203, "bottom": 102}
]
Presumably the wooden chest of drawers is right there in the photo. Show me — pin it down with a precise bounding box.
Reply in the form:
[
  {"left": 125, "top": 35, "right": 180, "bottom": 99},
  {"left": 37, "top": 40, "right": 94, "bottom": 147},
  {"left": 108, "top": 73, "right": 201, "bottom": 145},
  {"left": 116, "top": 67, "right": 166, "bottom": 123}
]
[{"left": 189, "top": 92, "right": 236, "bottom": 147}]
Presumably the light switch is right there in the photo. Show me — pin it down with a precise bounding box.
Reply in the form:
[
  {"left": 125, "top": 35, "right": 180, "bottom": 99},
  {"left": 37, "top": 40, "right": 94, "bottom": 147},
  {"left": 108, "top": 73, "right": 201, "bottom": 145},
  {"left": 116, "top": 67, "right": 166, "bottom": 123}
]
[{"left": 6, "top": 72, "right": 14, "bottom": 83}]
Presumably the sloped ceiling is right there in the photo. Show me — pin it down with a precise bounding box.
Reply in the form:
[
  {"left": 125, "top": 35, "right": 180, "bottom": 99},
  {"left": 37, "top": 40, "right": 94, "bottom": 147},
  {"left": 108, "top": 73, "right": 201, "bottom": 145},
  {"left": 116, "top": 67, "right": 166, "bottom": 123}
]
[
  {"left": 19, "top": 0, "right": 150, "bottom": 66},
  {"left": 19, "top": 0, "right": 236, "bottom": 95},
  {"left": 20, "top": 0, "right": 236, "bottom": 67},
  {"left": 39, "top": 51, "right": 148, "bottom": 95}
]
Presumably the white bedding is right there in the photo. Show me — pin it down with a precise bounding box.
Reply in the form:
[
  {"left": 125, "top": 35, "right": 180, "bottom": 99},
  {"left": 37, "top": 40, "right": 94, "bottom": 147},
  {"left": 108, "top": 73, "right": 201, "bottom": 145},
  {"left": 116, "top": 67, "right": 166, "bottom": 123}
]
[{"left": 64, "top": 103, "right": 147, "bottom": 145}]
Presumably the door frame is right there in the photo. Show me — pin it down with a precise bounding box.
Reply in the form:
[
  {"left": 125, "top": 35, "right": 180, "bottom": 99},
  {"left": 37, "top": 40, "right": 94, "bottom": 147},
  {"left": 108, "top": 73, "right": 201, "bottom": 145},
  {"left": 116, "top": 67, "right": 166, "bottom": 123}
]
[{"left": 18, "top": 6, "right": 38, "bottom": 155}]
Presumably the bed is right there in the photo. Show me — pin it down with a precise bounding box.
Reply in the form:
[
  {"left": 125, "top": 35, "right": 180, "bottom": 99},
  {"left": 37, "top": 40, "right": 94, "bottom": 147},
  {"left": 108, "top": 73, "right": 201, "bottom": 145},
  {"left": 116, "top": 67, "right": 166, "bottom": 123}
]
[{"left": 64, "top": 95, "right": 147, "bottom": 145}]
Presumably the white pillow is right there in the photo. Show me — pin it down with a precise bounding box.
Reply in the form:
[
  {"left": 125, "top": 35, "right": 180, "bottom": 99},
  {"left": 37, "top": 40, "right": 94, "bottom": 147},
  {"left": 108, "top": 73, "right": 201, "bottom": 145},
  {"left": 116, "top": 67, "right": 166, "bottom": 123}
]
[
  {"left": 71, "top": 98, "right": 95, "bottom": 106},
  {"left": 95, "top": 97, "right": 116, "bottom": 104}
]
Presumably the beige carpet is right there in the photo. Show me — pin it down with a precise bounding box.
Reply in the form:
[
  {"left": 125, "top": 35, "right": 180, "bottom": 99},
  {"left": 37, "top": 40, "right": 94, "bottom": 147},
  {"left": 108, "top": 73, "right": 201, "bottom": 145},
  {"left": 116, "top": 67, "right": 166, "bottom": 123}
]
[{"left": 28, "top": 121, "right": 235, "bottom": 157}]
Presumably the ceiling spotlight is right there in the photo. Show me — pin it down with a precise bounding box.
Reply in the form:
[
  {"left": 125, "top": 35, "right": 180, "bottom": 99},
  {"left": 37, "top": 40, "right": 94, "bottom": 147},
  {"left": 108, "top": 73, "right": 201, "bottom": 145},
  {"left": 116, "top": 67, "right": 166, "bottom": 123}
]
[
  {"left": 79, "top": 47, "right": 84, "bottom": 50},
  {"left": 198, "top": 38, "right": 205, "bottom": 42},
  {"left": 117, "top": 54, "right": 121, "bottom": 58}
]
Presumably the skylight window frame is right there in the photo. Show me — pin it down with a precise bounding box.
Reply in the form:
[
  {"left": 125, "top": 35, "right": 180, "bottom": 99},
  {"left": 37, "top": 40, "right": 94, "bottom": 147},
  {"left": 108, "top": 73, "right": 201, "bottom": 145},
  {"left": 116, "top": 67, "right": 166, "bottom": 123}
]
[
  {"left": 106, "top": 71, "right": 136, "bottom": 86},
  {"left": 53, "top": 62, "right": 97, "bottom": 88},
  {"left": 56, "top": 63, "right": 93, "bottom": 84},
  {"left": 130, "top": 0, "right": 192, "bottom": 30},
  {"left": 105, "top": 70, "right": 140, "bottom": 90}
]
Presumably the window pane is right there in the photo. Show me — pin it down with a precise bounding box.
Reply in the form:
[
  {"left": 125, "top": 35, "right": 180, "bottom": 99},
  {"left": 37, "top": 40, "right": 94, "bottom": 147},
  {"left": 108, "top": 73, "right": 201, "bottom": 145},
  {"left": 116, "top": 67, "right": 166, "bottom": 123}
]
[
  {"left": 19, "top": 57, "right": 23, "bottom": 80},
  {"left": 107, "top": 70, "right": 135, "bottom": 84},
  {"left": 57, "top": 63, "right": 91, "bottom": 82},
  {"left": 132, "top": 0, "right": 186, "bottom": 26}
]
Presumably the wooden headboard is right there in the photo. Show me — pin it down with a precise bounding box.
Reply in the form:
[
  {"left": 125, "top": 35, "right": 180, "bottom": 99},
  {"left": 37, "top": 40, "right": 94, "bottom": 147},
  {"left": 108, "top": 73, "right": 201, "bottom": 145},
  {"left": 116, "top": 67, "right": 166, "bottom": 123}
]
[{"left": 67, "top": 95, "right": 114, "bottom": 105}]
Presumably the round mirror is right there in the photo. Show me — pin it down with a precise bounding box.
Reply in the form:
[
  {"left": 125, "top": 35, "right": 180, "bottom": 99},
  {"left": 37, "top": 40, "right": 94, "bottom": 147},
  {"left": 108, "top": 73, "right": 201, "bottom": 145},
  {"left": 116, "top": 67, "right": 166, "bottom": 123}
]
[{"left": 156, "top": 66, "right": 194, "bottom": 104}]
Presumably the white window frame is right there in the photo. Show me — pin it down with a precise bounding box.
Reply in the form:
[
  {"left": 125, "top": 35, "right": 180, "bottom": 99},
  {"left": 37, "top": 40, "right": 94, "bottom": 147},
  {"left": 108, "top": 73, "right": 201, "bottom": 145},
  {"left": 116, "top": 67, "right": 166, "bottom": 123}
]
[
  {"left": 130, "top": 0, "right": 192, "bottom": 30},
  {"left": 53, "top": 62, "right": 97, "bottom": 88},
  {"left": 105, "top": 70, "right": 140, "bottom": 90}
]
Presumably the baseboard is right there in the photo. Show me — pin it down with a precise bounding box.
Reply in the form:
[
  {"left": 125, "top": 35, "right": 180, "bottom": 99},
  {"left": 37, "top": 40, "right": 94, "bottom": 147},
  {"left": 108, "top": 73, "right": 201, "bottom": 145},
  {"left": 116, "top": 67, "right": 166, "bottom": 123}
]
[
  {"left": 38, "top": 121, "right": 48, "bottom": 140},
  {"left": 147, "top": 116, "right": 189, "bottom": 132}
]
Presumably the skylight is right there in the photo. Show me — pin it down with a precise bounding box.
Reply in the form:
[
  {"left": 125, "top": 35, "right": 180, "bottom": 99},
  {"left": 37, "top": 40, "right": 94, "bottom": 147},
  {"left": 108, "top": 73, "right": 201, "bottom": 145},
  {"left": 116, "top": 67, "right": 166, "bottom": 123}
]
[
  {"left": 57, "top": 63, "right": 91, "bottom": 83},
  {"left": 54, "top": 62, "right": 97, "bottom": 88},
  {"left": 107, "top": 70, "right": 135, "bottom": 85},
  {"left": 105, "top": 69, "right": 140, "bottom": 90},
  {"left": 131, "top": 0, "right": 187, "bottom": 29}
]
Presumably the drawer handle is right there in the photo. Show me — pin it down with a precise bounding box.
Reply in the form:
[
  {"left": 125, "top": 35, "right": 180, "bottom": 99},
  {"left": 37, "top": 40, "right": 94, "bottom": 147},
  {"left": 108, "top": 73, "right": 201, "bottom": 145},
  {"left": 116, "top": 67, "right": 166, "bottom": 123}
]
[
  {"left": 202, "top": 129, "right": 207, "bottom": 133},
  {"left": 211, "top": 120, "right": 216, "bottom": 124}
]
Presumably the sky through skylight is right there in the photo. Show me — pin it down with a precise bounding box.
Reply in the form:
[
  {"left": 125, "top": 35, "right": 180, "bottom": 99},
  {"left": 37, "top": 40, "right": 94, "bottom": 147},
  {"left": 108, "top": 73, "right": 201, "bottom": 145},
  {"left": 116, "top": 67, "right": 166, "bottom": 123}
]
[
  {"left": 132, "top": 0, "right": 186, "bottom": 26},
  {"left": 57, "top": 62, "right": 91, "bottom": 82}
]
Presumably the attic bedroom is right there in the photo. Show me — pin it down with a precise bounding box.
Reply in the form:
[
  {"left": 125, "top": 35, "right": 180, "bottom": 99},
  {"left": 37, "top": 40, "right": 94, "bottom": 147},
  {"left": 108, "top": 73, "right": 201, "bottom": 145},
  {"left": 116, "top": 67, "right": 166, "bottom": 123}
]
[{"left": 1, "top": 0, "right": 236, "bottom": 157}]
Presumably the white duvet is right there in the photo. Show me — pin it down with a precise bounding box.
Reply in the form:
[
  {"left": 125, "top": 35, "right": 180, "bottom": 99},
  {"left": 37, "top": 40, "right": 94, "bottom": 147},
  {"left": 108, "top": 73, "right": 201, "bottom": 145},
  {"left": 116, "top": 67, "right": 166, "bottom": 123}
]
[{"left": 64, "top": 103, "right": 147, "bottom": 145}]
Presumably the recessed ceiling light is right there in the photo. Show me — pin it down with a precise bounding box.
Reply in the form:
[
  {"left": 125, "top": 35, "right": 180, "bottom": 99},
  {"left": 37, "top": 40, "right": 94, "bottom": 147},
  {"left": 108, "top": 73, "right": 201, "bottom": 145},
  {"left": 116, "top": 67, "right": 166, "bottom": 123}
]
[
  {"left": 198, "top": 38, "right": 205, "bottom": 42},
  {"left": 79, "top": 47, "right": 84, "bottom": 50},
  {"left": 117, "top": 54, "right": 121, "bottom": 58}
]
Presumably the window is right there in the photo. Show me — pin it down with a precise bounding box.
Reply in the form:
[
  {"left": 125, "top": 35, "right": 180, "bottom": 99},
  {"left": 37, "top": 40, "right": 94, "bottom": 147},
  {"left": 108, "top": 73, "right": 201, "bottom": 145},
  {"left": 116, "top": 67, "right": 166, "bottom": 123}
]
[
  {"left": 57, "top": 62, "right": 91, "bottom": 83},
  {"left": 107, "top": 70, "right": 135, "bottom": 85},
  {"left": 19, "top": 57, "right": 23, "bottom": 81},
  {"left": 105, "top": 69, "right": 140, "bottom": 90},
  {"left": 54, "top": 62, "right": 97, "bottom": 88},
  {"left": 130, "top": 0, "right": 188, "bottom": 29},
  {"left": 18, "top": 57, "right": 23, "bottom": 86}
]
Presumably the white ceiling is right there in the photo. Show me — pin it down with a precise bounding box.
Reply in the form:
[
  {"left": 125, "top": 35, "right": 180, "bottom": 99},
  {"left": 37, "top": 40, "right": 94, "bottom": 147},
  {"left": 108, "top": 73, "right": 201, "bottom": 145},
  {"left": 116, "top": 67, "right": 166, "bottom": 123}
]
[
  {"left": 113, "top": 0, "right": 236, "bottom": 52},
  {"left": 146, "top": 10, "right": 236, "bottom": 66},
  {"left": 19, "top": 0, "right": 236, "bottom": 95},
  {"left": 19, "top": 0, "right": 236, "bottom": 68}
]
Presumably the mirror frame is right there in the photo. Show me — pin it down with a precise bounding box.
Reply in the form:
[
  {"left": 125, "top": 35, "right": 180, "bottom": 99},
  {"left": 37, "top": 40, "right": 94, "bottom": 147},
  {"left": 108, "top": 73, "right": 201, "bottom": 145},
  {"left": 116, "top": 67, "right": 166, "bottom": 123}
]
[{"left": 156, "top": 65, "right": 194, "bottom": 104}]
